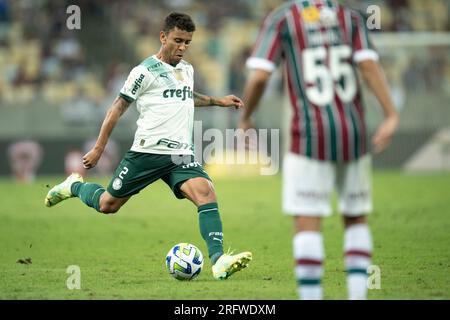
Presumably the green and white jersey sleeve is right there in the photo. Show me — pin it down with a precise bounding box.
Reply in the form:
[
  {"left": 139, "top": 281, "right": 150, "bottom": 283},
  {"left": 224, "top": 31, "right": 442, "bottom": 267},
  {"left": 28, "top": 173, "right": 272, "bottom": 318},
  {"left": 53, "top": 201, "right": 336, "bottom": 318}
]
[
  {"left": 120, "top": 55, "right": 195, "bottom": 155},
  {"left": 120, "top": 65, "right": 153, "bottom": 102}
]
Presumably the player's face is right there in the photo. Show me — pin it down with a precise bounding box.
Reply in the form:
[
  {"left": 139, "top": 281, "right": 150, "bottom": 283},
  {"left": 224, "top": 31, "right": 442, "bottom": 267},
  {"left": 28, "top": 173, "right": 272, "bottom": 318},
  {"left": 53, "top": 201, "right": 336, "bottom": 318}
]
[{"left": 160, "top": 27, "right": 193, "bottom": 66}]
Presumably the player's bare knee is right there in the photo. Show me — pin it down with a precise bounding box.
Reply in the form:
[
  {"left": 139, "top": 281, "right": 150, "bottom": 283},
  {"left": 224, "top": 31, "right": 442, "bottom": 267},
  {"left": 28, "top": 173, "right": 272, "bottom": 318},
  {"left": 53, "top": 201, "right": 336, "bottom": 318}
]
[
  {"left": 99, "top": 205, "right": 113, "bottom": 214},
  {"left": 196, "top": 186, "right": 216, "bottom": 204},
  {"left": 295, "top": 216, "right": 322, "bottom": 232},
  {"left": 343, "top": 215, "right": 366, "bottom": 228},
  {"left": 200, "top": 187, "right": 214, "bottom": 199},
  {"left": 108, "top": 206, "right": 120, "bottom": 214},
  {"left": 99, "top": 203, "right": 120, "bottom": 214}
]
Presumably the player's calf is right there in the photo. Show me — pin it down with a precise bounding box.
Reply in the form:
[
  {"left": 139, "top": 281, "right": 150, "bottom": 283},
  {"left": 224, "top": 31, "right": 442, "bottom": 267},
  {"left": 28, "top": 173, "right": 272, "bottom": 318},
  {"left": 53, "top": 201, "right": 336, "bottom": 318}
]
[{"left": 98, "top": 193, "right": 129, "bottom": 214}]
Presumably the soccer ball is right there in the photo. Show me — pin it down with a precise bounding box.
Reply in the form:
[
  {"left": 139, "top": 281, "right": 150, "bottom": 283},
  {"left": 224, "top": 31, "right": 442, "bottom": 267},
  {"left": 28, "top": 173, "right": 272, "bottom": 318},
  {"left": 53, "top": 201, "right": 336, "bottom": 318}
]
[{"left": 165, "top": 243, "right": 204, "bottom": 281}]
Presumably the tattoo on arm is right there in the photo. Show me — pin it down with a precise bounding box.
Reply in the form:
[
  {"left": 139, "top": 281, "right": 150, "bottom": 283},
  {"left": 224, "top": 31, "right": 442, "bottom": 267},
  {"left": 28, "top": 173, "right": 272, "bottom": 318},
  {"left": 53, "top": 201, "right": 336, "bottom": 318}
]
[
  {"left": 193, "top": 91, "right": 214, "bottom": 107},
  {"left": 115, "top": 96, "right": 131, "bottom": 115}
]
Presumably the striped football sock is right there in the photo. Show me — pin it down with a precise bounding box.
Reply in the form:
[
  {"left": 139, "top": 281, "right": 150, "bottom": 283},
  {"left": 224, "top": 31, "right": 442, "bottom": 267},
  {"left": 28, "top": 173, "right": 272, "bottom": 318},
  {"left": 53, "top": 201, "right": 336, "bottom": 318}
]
[
  {"left": 293, "top": 231, "right": 324, "bottom": 300},
  {"left": 344, "top": 223, "right": 373, "bottom": 300}
]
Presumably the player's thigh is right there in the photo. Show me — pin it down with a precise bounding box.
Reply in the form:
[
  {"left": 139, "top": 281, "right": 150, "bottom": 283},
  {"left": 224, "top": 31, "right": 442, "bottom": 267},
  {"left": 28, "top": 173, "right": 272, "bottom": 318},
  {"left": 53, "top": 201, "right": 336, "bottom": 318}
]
[
  {"left": 179, "top": 177, "right": 216, "bottom": 205},
  {"left": 107, "top": 151, "right": 172, "bottom": 198},
  {"left": 162, "top": 157, "right": 214, "bottom": 203},
  {"left": 336, "top": 154, "right": 372, "bottom": 216},
  {"left": 282, "top": 152, "right": 335, "bottom": 217}
]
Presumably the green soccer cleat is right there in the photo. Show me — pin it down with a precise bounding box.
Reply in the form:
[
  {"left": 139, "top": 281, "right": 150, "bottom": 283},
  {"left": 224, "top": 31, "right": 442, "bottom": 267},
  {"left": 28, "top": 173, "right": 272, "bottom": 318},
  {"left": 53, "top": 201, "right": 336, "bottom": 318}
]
[
  {"left": 44, "top": 173, "right": 84, "bottom": 207},
  {"left": 212, "top": 251, "right": 252, "bottom": 280}
]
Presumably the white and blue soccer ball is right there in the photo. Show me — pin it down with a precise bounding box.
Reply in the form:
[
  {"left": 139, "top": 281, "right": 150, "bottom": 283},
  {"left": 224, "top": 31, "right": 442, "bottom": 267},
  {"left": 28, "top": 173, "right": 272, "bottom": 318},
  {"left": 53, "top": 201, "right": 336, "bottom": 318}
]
[{"left": 165, "top": 243, "right": 204, "bottom": 281}]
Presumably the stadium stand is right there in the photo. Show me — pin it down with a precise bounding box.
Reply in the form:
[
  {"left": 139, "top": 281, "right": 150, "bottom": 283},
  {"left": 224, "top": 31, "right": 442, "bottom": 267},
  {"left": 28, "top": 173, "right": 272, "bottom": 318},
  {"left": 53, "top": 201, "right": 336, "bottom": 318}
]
[{"left": 0, "top": 0, "right": 449, "bottom": 174}]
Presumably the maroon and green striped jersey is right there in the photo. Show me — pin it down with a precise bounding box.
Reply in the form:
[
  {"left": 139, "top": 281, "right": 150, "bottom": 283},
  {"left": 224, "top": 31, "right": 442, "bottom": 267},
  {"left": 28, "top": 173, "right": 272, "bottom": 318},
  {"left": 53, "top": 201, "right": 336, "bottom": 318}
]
[{"left": 247, "top": 0, "right": 379, "bottom": 162}]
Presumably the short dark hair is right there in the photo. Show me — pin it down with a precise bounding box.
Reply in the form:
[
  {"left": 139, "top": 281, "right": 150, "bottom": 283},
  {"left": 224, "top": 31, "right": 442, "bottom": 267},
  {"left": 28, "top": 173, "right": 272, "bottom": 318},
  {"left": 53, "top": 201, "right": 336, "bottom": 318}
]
[{"left": 163, "top": 12, "right": 196, "bottom": 33}]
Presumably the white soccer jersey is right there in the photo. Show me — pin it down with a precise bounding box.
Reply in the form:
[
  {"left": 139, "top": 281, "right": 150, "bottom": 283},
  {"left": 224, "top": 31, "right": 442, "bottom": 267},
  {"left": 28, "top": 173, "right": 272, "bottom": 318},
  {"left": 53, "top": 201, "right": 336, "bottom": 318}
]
[{"left": 119, "top": 55, "right": 195, "bottom": 155}]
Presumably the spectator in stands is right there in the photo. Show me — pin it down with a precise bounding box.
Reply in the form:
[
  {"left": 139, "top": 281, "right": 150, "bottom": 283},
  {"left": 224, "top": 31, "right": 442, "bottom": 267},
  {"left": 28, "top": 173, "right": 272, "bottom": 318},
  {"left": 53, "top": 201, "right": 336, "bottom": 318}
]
[{"left": 7, "top": 140, "right": 43, "bottom": 183}]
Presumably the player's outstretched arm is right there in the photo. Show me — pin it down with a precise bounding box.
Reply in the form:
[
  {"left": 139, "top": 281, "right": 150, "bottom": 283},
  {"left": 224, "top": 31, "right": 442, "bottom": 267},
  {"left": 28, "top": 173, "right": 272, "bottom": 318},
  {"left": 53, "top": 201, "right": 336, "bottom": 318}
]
[
  {"left": 358, "top": 59, "right": 399, "bottom": 154},
  {"left": 83, "top": 96, "right": 130, "bottom": 169},
  {"left": 193, "top": 91, "right": 244, "bottom": 109}
]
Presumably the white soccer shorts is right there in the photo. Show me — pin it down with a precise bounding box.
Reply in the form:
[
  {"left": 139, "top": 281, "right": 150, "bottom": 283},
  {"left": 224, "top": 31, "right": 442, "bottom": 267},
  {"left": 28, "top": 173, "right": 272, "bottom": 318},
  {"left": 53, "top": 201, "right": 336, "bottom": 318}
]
[{"left": 282, "top": 153, "right": 372, "bottom": 217}]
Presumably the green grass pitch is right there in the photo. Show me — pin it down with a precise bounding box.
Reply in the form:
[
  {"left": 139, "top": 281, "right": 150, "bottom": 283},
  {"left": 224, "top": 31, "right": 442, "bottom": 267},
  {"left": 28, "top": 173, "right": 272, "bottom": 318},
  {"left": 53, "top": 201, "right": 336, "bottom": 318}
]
[{"left": 0, "top": 171, "right": 449, "bottom": 299}]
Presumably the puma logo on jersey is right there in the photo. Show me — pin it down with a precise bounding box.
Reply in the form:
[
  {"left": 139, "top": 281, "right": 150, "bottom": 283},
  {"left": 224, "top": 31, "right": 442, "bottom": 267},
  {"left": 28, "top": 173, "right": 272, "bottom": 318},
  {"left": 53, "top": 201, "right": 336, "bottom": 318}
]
[
  {"left": 163, "top": 86, "right": 193, "bottom": 101},
  {"left": 148, "top": 62, "right": 163, "bottom": 69}
]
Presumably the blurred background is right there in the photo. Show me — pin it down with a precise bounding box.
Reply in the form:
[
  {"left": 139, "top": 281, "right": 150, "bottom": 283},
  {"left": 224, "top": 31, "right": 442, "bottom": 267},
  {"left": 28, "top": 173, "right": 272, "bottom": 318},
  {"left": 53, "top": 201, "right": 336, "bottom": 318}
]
[{"left": 0, "top": 0, "right": 449, "bottom": 181}]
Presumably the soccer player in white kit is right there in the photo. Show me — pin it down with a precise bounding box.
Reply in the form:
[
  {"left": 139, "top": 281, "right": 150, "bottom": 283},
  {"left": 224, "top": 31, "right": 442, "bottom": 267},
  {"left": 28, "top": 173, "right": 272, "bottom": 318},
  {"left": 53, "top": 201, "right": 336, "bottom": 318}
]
[{"left": 45, "top": 13, "right": 252, "bottom": 280}]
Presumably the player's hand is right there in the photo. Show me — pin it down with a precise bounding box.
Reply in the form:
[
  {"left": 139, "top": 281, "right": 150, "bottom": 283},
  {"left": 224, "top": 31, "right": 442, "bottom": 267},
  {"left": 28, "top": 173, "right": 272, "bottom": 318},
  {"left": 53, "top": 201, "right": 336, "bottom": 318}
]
[
  {"left": 372, "top": 114, "right": 399, "bottom": 154},
  {"left": 216, "top": 95, "right": 244, "bottom": 109},
  {"left": 82, "top": 147, "right": 103, "bottom": 169}
]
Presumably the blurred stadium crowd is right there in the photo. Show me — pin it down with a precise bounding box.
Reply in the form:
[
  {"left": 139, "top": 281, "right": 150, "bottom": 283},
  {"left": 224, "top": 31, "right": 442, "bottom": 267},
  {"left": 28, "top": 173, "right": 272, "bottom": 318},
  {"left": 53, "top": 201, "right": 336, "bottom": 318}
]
[
  {"left": 0, "top": 0, "right": 449, "bottom": 113},
  {"left": 1, "top": 0, "right": 450, "bottom": 181}
]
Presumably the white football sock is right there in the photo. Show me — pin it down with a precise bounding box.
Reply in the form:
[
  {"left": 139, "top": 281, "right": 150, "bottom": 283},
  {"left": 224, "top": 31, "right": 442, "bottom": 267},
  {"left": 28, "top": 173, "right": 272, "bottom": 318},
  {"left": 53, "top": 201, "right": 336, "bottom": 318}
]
[{"left": 293, "top": 231, "right": 324, "bottom": 300}]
